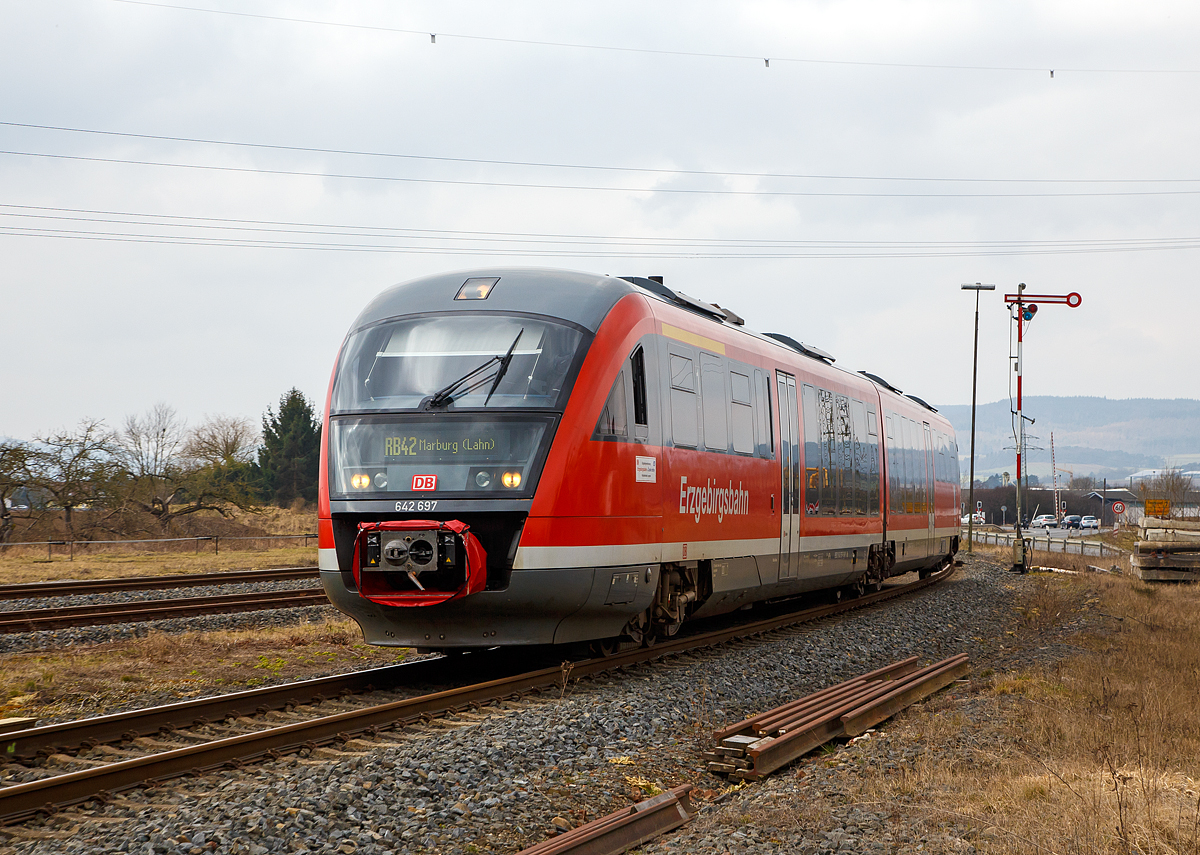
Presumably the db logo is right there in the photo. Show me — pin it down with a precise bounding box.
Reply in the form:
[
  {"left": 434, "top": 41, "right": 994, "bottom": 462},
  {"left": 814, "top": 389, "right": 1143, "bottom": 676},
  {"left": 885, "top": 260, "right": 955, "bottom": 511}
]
[{"left": 411, "top": 475, "right": 438, "bottom": 491}]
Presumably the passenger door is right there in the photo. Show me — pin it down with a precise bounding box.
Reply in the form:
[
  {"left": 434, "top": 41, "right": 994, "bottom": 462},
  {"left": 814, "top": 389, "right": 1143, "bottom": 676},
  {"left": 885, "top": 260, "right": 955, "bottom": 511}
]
[
  {"left": 776, "top": 373, "right": 800, "bottom": 579},
  {"left": 923, "top": 423, "right": 935, "bottom": 556}
]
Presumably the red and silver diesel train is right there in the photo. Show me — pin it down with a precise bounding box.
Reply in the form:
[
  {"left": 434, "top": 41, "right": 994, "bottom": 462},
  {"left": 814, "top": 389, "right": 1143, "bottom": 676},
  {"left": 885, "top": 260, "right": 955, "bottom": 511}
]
[{"left": 318, "top": 269, "right": 961, "bottom": 651}]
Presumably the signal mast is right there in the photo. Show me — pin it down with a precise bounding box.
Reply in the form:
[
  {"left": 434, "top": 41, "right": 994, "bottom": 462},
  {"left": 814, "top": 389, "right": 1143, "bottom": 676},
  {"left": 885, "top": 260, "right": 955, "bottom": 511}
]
[{"left": 1004, "top": 283, "right": 1082, "bottom": 571}]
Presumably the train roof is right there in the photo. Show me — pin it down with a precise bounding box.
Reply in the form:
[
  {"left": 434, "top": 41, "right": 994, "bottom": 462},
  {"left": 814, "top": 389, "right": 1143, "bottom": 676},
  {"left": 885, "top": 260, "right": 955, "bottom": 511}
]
[
  {"left": 352, "top": 268, "right": 950, "bottom": 425},
  {"left": 349, "top": 268, "right": 636, "bottom": 334}
]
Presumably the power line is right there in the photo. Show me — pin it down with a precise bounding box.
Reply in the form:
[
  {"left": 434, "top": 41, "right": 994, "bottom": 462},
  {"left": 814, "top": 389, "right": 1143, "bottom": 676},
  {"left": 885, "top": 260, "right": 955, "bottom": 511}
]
[
  {"left": 109, "top": 0, "right": 1200, "bottom": 76},
  {"left": 4, "top": 202, "right": 1200, "bottom": 249},
  {"left": 4, "top": 204, "right": 1200, "bottom": 257},
  {"left": 3, "top": 121, "right": 1197, "bottom": 185},
  {"left": 5, "top": 149, "right": 1200, "bottom": 199}
]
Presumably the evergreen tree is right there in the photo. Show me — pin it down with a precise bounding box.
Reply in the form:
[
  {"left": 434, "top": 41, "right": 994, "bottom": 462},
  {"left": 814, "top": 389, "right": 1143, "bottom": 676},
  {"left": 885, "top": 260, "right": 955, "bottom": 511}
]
[{"left": 257, "top": 389, "right": 321, "bottom": 507}]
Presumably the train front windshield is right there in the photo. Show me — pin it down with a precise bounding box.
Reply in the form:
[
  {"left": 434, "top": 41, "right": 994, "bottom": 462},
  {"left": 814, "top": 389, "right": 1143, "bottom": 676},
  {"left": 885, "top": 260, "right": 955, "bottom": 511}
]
[
  {"left": 330, "top": 314, "right": 583, "bottom": 413},
  {"left": 327, "top": 314, "right": 585, "bottom": 499}
]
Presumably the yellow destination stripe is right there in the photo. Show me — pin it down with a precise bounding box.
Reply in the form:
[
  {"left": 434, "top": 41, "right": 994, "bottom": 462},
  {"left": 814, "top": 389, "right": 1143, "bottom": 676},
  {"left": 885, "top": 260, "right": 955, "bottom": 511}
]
[{"left": 661, "top": 323, "right": 726, "bottom": 355}]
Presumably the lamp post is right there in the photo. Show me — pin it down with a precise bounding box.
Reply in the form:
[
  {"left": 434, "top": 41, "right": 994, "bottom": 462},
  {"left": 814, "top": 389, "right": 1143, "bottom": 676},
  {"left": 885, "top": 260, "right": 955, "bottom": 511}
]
[{"left": 961, "top": 283, "right": 995, "bottom": 553}]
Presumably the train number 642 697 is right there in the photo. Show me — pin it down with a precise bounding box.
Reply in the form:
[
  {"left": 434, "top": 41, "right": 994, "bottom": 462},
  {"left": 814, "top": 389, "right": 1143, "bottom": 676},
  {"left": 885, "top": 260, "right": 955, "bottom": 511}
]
[{"left": 395, "top": 501, "right": 438, "bottom": 512}]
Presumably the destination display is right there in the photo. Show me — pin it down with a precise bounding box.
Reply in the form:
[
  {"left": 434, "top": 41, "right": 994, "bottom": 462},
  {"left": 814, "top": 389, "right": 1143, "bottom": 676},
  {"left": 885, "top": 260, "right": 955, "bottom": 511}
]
[
  {"left": 383, "top": 433, "right": 499, "bottom": 460},
  {"left": 328, "top": 417, "right": 552, "bottom": 495}
]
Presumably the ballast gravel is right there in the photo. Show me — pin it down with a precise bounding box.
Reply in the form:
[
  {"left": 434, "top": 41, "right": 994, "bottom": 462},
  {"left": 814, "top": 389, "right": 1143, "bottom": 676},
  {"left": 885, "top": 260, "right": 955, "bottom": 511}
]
[
  {"left": 0, "top": 557, "right": 1082, "bottom": 855},
  {"left": 0, "top": 605, "right": 340, "bottom": 659},
  {"left": 0, "top": 580, "right": 334, "bottom": 656}
]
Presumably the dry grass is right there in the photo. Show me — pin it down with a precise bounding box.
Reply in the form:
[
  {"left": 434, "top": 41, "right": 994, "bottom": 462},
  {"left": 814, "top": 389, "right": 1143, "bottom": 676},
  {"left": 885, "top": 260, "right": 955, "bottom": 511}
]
[
  {"left": 0, "top": 505, "right": 318, "bottom": 583},
  {"left": 0, "top": 545, "right": 317, "bottom": 584},
  {"left": 830, "top": 570, "right": 1200, "bottom": 854},
  {"left": 0, "top": 618, "right": 408, "bottom": 723}
]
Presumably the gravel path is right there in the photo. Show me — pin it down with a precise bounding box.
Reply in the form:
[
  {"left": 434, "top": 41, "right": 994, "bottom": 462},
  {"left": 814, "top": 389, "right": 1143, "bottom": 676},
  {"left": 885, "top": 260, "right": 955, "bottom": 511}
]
[{"left": 0, "top": 555, "right": 1081, "bottom": 855}]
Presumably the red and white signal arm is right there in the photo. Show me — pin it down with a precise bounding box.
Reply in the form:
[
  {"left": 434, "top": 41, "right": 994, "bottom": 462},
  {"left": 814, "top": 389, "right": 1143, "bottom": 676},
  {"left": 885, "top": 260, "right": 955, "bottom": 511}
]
[
  {"left": 412, "top": 474, "right": 438, "bottom": 491},
  {"left": 1112, "top": 500, "right": 1126, "bottom": 515}
]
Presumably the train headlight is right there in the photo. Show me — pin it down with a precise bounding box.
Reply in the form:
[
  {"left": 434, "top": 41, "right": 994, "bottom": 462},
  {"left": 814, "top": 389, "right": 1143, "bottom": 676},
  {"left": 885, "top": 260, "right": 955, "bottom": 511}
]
[
  {"left": 350, "top": 472, "right": 371, "bottom": 489},
  {"left": 372, "top": 472, "right": 388, "bottom": 489},
  {"left": 475, "top": 471, "right": 492, "bottom": 488},
  {"left": 501, "top": 471, "right": 522, "bottom": 489}
]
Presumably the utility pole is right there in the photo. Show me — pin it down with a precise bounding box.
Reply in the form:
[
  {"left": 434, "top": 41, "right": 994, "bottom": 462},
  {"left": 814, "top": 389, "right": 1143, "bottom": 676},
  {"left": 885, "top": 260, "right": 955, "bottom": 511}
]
[
  {"left": 961, "top": 283, "right": 995, "bottom": 552},
  {"left": 1004, "top": 284, "right": 1082, "bottom": 572}
]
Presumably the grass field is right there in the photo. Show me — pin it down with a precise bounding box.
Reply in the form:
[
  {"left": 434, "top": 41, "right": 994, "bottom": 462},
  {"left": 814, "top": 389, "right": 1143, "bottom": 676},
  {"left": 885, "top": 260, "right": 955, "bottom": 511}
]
[
  {"left": 0, "top": 617, "right": 406, "bottom": 723},
  {"left": 825, "top": 553, "right": 1200, "bottom": 854},
  {"left": 0, "top": 545, "right": 317, "bottom": 585}
]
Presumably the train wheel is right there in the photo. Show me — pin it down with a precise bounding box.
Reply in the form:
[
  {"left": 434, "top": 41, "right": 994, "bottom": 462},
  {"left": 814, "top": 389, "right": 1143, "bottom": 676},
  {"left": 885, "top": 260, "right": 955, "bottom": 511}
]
[{"left": 591, "top": 637, "right": 621, "bottom": 658}]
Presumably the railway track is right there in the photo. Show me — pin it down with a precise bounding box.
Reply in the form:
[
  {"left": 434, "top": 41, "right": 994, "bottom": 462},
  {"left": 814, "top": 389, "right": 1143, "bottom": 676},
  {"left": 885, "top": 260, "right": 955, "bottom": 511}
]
[
  {"left": 0, "top": 587, "right": 329, "bottom": 633},
  {"left": 0, "top": 562, "right": 955, "bottom": 825},
  {"left": 0, "top": 566, "right": 318, "bottom": 601}
]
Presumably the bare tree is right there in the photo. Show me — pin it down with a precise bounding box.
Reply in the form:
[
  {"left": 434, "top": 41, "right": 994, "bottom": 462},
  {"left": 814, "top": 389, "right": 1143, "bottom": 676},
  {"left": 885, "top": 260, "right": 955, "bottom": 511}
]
[
  {"left": 117, "top": 403, "right": 188, "bottom": 493},
  {"left": 27, "top": 419, "right": 117, "bottom": 539},
  {"left": 184, "top": 415, "right": 259, "bottom": 468},
  {"left": 0, "top": 440, "right": 32, "bottom": 544},
  {"left": 1141, "top": 468, "right": 1191, "bottom": 519},
  {"left": 114, "top": 406, "right": 259, "bottom": 531}
]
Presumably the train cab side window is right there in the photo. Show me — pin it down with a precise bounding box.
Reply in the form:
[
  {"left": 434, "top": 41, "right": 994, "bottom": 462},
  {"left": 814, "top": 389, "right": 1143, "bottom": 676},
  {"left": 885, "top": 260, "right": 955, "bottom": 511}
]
[
  {"left": 597, "top": 370, "right": 629, "bottom": 437},
  {"left": 730, "top": 370, "right": 753, "bottom": 454},
  {"left": 631, "top": 346, "right": 648, "bottom": 428},
  {"left": 669, "top": 352, "right": 698, "bottom": 448}
]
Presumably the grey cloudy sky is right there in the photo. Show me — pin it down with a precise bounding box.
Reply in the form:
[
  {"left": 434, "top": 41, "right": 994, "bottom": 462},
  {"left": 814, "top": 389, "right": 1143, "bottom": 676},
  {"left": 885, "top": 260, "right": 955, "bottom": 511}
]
[{"left": 3, "top": 0, "right": 1199, "bottom": 441}]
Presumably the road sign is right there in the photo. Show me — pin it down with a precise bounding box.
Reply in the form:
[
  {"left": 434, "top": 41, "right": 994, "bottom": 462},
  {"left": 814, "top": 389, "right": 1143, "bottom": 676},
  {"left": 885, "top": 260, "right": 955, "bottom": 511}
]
[
  {"left": 1145, "top": 500, "right": 1170, "bottom": 518},
  {"left": 1112, "top": 501, "right": 1126, "bottom": 515},
  {"left": 1001, "top": 505, "right": 1007, "bottom": 512}
]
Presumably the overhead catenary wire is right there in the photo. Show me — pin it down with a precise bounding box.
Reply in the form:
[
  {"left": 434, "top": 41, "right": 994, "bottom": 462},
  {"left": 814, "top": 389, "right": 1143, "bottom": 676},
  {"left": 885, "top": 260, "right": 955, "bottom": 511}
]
[
  {"left": 3, "top": 204, "right": 1200, "bottom": 258},
  {"left": 4, "top": 149, "right": 1200, "bottom": 199},
  {"left": 3, "top": 121, "right": 1198, "bottom": 186},
  {"left": 4, "top": 203, "right": 1200, "bottom": 250},
  {"left": 108, "top": 0, "right": 1200, "bottom": 76}
]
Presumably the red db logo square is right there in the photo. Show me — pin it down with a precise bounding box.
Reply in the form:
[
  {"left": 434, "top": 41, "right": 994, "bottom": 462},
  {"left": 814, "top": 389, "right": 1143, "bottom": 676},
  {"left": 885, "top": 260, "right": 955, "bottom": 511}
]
[{"left": 411, "top": 475, "right": 437, "bottom": 491}]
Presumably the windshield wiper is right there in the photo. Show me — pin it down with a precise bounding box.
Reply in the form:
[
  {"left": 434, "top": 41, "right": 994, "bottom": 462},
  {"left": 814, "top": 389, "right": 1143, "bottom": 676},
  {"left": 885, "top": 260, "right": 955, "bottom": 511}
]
[
  {"left": 484, "top": 329, "right": 523, "bottom": 405},
  {"left": 424, "top": 328, "right": 524, "bottom": 410}
]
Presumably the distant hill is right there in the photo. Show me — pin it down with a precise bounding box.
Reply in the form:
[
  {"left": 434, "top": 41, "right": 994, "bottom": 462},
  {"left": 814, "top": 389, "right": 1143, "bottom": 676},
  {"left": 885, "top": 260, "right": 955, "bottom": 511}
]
[{"left": 935, "top": 397, "right": 1200, "bottom": 481}]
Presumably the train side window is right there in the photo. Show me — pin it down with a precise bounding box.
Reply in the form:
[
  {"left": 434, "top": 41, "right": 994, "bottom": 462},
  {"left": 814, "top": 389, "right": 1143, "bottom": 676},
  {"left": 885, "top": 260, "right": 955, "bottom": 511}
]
[
  {"left": 597, "top": 370, "right": 629, "bottom": 437},
  {"left": 700, "top": 353, "right": 728, "bottom": 452},
  {"left": 730, "top": 371, "right": 753, "bottom": 454},
  {"left": 669, "top": 352, "right": 698, "bottom": 448},
  {"left": 754, "top": 369, "right": 773, "bottom": 455},
  {"left": 631, "top": 346, "right": 648, "bottom": 428},
  {"left": 802, "top": 384, "right": 836, "bottom": 516},
  {"left": 851, "top": 398, "right": 877, "bottom": 515}
]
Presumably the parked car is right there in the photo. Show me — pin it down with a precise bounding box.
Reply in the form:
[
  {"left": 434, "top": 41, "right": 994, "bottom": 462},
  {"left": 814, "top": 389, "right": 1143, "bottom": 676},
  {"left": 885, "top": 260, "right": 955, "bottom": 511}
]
[
  {"left": 960, "top": 512, "right": 985, "bottom": 526},
  {"left": 1031, "top": 514, "right": 1058, "bottom": 528},
  {"left": 1061, "top": 514, "right": 1083, "bottom": 530},
  {"left": 1081, "top": 515, "right": 1099, "bottom": 530}
]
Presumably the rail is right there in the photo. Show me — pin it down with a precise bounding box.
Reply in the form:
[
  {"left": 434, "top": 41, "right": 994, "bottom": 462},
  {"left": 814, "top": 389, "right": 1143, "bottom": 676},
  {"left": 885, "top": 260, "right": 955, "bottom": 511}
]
[
  {"left": 0, "top": 566, "right": 318, "bottom": 601},
  {"left": 0, "top": 588, "right": 329, "bottom": 633},
  {"left": 0, "top": 563, "right": 955, "bottom": 825}
]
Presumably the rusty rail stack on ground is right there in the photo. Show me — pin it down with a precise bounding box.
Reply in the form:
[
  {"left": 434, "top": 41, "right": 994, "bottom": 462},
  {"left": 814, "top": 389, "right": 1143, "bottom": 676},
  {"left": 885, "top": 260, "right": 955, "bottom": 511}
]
[
  {"left": 705, "top": 653, "right": 970, "bottom": 780},
  {"left": 516, "top": 786, "right": 695, "bottom": 855}
]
